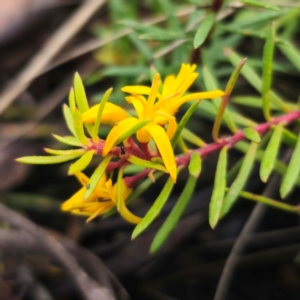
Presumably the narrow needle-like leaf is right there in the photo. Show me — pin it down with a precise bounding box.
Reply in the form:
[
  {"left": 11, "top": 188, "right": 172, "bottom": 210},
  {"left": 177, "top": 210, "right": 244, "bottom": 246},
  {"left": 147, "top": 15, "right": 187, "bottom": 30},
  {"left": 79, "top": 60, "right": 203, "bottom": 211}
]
[
  {"left": 91, "top": 88, "right": 113, "bottom": 141},
  {"left": 280, "top": 132, "right": 300, "bottom": 199},
  {"left": 221, "top": 142, "right": 258, "bottom": 218},
  {"left": 262, "top": 23, "right": 275, "bottom": 121},
  {"left": 16, "top": 154, "right": 83, "bottom": 164},
  {"left": 84, "top": 156, "right": 112, "bottom": 200},
  {"left": 193, "top": 12, "right": 215, "bottom": 48},
  {"left": 63, "top": 104, "right": 76, "bottom": 136},
  {"left": 172, "top": 101, "right": 201, "bottom": 148},
  {"left": 260, "top": 123, "right": 283, "bottom": 182},
  {"left": 72, "top": 109, "right": 89, "bottom": 145},
  {"left": 68, "top": 150, "right": 94, "bottom": 175},
  {"left": 127, "top": 156, "right": 167, "bottom": 173},
  {"left": 52, "top": 134, "right": 83, "bottom": 147},
  {"left": 150, "top": 154, "right": 201, "bottom": 253},
  {"left": 243, "top": 128, "right": 261, "bottom": 143},
  {"left": 73, "top": 72, "right": 89, "bottom": 114},
  {"left": 209, "top": 146, "right": 228, "bottom": 229},
  {"left": 132, "top": 176, "right": 175, "bottom": 239},
  {"left": 116, "top": 166, "right": 125, "bottom": 210},
  {"left": 213, "top": 58, "right": 246, "bottom": 141}
]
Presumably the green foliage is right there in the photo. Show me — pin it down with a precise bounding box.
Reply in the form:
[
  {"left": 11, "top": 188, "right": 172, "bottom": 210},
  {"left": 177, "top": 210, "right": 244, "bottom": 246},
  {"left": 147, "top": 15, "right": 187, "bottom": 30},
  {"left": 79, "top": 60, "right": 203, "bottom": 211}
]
[{"left": 15, "top": 0, "right": 300, "bottom": 252}]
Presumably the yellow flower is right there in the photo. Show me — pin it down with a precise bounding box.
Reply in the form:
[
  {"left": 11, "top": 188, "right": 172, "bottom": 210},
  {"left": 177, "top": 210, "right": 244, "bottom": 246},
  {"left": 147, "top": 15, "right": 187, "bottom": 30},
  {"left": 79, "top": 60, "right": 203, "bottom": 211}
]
[
  {"left": 61, "top": 172, "right": 141, "bottom": 223},
  {"left": 82, "top": 102, "right": 129, "bottom": 126},
  {"left": 102, "top": 74, "right": 178, "bottom": 182},
  {"left": 102, "top": 64, "right": 224, "bottom": 182}
]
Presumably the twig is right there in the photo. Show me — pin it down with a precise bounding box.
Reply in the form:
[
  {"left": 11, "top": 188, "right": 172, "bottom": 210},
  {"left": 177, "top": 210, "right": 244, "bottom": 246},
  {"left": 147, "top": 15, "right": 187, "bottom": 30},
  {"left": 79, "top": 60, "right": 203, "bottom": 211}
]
[
  {"left": 0, "top": 58, "right": 98, "bottom": 151},
  {"left": 0, "top": 228, "right": 129, "bottom": 300},
  {"left": 213, "top": 150, "right": 292, "bottom": 300},
  {"left": 0, "top": 0, "right": 106, "bottom": 114},
  {"left": 0, "top": 203, "right": 115, "bottom": 300}
]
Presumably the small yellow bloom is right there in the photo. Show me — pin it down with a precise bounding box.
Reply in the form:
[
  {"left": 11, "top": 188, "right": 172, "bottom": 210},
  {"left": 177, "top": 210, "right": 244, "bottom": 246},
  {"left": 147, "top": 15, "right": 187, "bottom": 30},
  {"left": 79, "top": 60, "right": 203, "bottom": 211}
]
[
  {"left": 122, "top": 63, "right": 224, "bottom": 119},
  {"left": 61, "top": 172, "right": 141, "bottom": 223},
  {"left": 82, "top": 102, "right": 129, "bottom": 126},
  {"left": 103, "top": 74, "right": 178, "bottom": 183}
]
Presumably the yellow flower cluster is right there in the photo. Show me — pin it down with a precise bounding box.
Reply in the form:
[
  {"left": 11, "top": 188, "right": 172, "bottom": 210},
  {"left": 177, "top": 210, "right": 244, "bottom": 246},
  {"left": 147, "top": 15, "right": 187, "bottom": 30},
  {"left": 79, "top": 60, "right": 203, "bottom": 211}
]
[{"left": 62, "top": 64, "right": 224, "bottom": 222}]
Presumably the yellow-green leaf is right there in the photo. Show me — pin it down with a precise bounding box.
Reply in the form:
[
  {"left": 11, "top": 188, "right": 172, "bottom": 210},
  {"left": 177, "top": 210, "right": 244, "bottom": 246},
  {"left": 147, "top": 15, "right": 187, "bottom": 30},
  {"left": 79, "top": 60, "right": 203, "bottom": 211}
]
[
  {"left": 91, "top": 88, "right": 113, "bottom": 140},
  {"left": 72, "top": 109, "right": 89, "bottom": 145},
  {"left": 188, "top": 152, "right": 202, "bottom": 178},
  {"left": 280, "top": 132, "right": 300, "bottom": 199},
  {"left": 73, "top": 72, "right": 89, "bottom": 113},
  {"left": 127, "top": 155, "right": 167, "bottom": 173},
  {"left": 84, "top": 156, "right": 112, "bottom": 200},
  {"left": 243, "top": 127, "right": 261, "bottom": 143},
  {"left": 44, "top": 148, "right": 85, "bottom": 156},
  {"left": 63, "top": 104, "right": 76, "bottom": 136},
  {"left": 16, "top": 154, "right": 82, "bottom": 164},
  {"left": 209, "top": 146, "right": 228, "bottom": 229},
  {"left": 262, "top": 23, "right": 275, "bottom": 121},
  {"left": 52, "top": 134, "right": 83, "bottom": 147},
  {"left": 221, "top": 142, "right": 258, "bottom": 219},
  {"left": 193, "top": 12, "right": 215, "bottom": 48},
  {"left": 68, "top": 150, "right": 94, "bottom": 175},
  {"left": 260, "top": 123, "right": 283, "bottom": 182},
  {"left": 132, "top": 176, "right": 175, "bottom": 239}
]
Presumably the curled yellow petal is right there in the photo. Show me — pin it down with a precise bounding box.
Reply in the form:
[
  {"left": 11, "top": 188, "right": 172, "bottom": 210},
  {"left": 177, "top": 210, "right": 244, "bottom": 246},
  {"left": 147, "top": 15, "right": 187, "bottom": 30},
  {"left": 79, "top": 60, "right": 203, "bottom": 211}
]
[
  {"left": 146, "top": 124, "right": 177, "bottom": 183},
  {"left": 126, "top": 95, "right": 146, "bottom": 119},
  {"left": 82, "top": 102, "right": 129, "bottom": 125},
  {"left": 103, "top": 117, "right": 139, "bottom": 156},
  {"left": 162, "top": 75, "right": 175, "bottom": 97},
  {"left": 122, "top": 85, "right": 152, "bottom": 95},
  {"left": 75, "top": 172, "right": 89, "bottom": 186}
]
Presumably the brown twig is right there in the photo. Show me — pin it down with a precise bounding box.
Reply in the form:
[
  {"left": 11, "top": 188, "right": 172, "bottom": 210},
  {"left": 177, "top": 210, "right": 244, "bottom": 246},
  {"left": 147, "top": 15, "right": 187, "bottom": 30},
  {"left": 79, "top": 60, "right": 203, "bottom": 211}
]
[
  {"left": 0, "top": 203, "right": 115, "bottom": 300},
  {"left": 0, "top": 0, "right": 106, "bottom": 115}
]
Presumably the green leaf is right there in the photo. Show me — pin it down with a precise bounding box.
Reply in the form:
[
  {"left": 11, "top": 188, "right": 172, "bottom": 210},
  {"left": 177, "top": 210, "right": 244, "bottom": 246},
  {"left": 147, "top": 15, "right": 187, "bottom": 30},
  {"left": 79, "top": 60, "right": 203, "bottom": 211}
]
[
  {"left": 260, "top": 123, "right": 283, "bottom": 182},
  {"left": 127, "top": 156, "right": 167, "bottom": 173},
  {"left": 172, "top": 101, "right": 200, "bottom": 148},
  {"left": 243, "top": 127, "right": 261, "bottom": 143},
  {"left": 213, "top": 58, "right": 246, "bottom": 140},
  {"left": 116, "top": 166, "right": 125, "bottom": 210},
  {"left": 188, "top": 152, "right": 202, "bottom": 178},
  {"left": 115, "top": 119, "right": 151, "bottom": 145},
  {"left": 181, "top": 128, "right": 206, "bottom": 147},
  {"left": 119, "top": 20, "right": 165, "bottom": 34},
  {"left": 91, "top": 88, "right": 113, "bottom": 140},
  {"left": 194, "top": 12, "right": 215, "bottom": 48},
  {"left": 68, "top": 150, "right": 94, "bottom": 175},
  {"left": 63, "top": 104, "right": 76, "bottom": 136},
  {"left": 202, "top": 66, "right": 237, "bottom": 133},
  {"left": 52, "top": 134, "right": 83, "bottom": 147},
  {"left": 84, "top": 156, "right": 112, "bottom": 200},
  {"left": 225, "top": 48, "right": 289, "bottom": 112},
  {"left": 235, "top": 141, "right": 300, "bottom": 187},
  {"left": 221, "top": 142, "right": 258, "bottom": 218},
  {"left": 262, "top": 23, "right": 275, "bottom": 121},
  {"left": 72, "top": 109, "right": 89, "bottom": 145},
  {"left": 73, "top": 72, "right": 89, "bottom": 114},
  {"left": 139, "top": 31, "right": 180, "bottom": 42},
  {"left": 209, "top": 146, "right": 228, "bottom": 229},
  {"left": 278, "top": 43, "right": 300, "bottom": 73},
  {"left": 44, "top": 148, "right": 85, "bottom": 156},
  {"left": 68, "top": 87, "right": 76, "bottom": 112},
  {"left": 103, "top": 172, "right": 164, "bottom": 218},
  {"left": 282, "top": 128, "right": 297, "bottom": 148},
  {"left": 150, "top": 172, "right": 198, "bottom": 252},
  {"left": 280, "top": 132, "right": 300, "bottom": 199},
  {"left": 238, "top": 0, "right": 279, "bottom": 11},
  {"left": 132, "top": 176, "right": 175, "bottom": 239},
  {"left": 231, "top": 96, "right": 282, "bottom": 110},
  {"left": 16, "top": 154, "right": 82, "bottom": 164}
]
